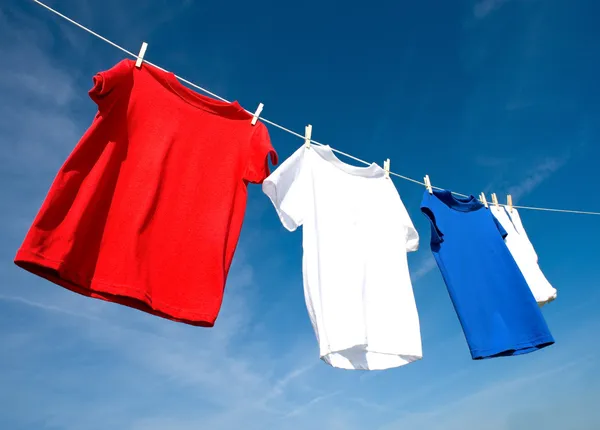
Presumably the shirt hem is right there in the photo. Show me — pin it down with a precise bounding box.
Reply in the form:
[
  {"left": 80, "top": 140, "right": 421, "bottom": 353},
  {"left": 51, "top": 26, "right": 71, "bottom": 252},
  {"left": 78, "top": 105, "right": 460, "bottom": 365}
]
[
  {"left": 536, "top": 291, "right": 557, "bottom": 307},
  {"left": 320, "top": 345, "right": 423, "bottom": 370},
  {"left": 470, "top": 334, "right": 555, "bottom": 360},
  {"left": 14, "top": 248, "right": 217, "bottom": 327}
]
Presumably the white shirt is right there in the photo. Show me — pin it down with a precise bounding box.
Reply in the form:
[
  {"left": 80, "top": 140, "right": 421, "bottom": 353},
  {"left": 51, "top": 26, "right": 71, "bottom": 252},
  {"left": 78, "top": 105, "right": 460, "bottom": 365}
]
[
  {"left": 263, "top": 144, "right": 422, "bottom": 370},
  {"left": 490, "top": 206, "right": 557, "bottom": 306}
]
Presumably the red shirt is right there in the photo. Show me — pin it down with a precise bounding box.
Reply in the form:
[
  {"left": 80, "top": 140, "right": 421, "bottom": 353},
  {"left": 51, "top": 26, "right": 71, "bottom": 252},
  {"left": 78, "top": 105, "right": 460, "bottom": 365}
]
[{"left": 15, "top": 59, "right": 278, "bottom": 326}]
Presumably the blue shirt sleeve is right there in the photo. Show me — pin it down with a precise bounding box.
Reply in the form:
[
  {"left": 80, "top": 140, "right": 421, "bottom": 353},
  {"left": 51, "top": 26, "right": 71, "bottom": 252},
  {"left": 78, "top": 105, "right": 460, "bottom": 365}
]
[{"left": 420, "top": 193, "right": 444, "bottom": 244}]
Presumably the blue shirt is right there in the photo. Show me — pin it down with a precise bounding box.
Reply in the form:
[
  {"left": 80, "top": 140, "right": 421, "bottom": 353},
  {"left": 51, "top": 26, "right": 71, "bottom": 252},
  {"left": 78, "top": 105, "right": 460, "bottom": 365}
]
[{"left": 420, "top": 189, "right": 554, "bottom": 359}]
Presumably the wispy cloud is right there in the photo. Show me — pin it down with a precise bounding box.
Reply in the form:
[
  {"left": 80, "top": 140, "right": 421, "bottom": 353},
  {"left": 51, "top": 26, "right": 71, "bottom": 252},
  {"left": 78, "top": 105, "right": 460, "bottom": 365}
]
[
  {"left": 0, "top": 294, "right": 99, "bottom": 321},
  {"left": 475, "top": 151, "right": 570, "bottom": 203},
  {"left": 284, "top": 390, "right": 343, "bottom": 417},
  {"left": 505, "top": 99, "right": 535, "bottom": 111},
  {"left": 0, "top": 7, "right": 84, "bottom": 188},
  {"left": 507, "top": 154, "right": 569, "bottom": 200},
  {"left": 380, "top": 351, "right": 600, "bottom": 430},
  {"left": 411, "top": 254, "right": 438, "bottom": 282},
  {"left": 474, "top": 0, "right": 511, "bottom": 19},
  {"left": 474, "top": 154, "right": 516, "bottom": 168},
  {"left": 1, "top": 258, "right": 330, "bottom": 429}
]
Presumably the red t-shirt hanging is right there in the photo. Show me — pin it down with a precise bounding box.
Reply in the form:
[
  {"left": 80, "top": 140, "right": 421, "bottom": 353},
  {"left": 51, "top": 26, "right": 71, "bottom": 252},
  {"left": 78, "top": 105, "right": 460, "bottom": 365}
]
[{"left": 14, "top": 59, "right": 278, "bottom": 326}]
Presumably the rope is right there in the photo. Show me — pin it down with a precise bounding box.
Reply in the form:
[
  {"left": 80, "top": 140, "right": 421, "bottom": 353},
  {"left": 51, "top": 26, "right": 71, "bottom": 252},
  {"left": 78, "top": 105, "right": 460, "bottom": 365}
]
[{"left": 30, "top": 0, "right": 600, "bottom": 217}]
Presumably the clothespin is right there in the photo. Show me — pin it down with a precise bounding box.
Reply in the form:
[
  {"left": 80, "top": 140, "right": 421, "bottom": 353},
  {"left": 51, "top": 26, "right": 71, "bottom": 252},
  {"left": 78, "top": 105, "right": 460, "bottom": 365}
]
[
  {"left": 135, "top": 42, "right": 148, "bottom": 68},
  {"left": 480, "top": 192, "right": 489, "bottom": 208},
  {"left": 424, "top": 175, "right": 433, "bottom": 194},
  {"left": 507, "top": 194, "right": 513, "bottom": 213},
  {"left": 383, "top": 158, "right": 391, "bottom": 179},
  {"left": 251, "top": 103, "right": 264, "bottom": 126},
  {"left": 491, "top": 193, "right": 499, "bottom": 208},
  {"left": 304, "top": 124, "right": 312, "bottom": 148}
]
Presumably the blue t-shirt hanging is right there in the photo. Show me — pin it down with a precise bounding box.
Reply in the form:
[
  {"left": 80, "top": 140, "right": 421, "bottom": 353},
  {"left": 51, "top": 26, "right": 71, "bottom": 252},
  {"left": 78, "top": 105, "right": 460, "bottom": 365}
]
[{"left": 420, "top": 189, "right": 554, "bottom": 359}]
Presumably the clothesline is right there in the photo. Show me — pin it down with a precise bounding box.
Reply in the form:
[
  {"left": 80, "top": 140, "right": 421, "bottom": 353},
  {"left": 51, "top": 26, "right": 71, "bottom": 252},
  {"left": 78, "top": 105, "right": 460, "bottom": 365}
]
[{"left": 31, "top": 0, "right": 600, "bottom": 217}]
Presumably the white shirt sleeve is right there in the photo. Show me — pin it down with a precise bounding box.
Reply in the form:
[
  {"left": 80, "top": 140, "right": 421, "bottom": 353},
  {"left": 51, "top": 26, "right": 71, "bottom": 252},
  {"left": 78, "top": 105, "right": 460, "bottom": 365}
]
[
  {"left": 262, "top": 146, "right": 307, "bottom": 232},
  {"left": 405, "top": 217, "right": 419, "bottom": 252},
  {"left": 397, "top": 195, "right": 419, "bottom": 252}
]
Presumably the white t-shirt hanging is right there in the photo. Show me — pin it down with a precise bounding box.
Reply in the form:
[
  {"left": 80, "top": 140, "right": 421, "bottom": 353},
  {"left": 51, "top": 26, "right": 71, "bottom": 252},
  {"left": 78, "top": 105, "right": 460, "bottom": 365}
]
[
  {"left": 490, "top": 205, "right": 557, "bottom": 306},
  {"left": 263, "top": 144, "right": 422, "bottom": 370}
]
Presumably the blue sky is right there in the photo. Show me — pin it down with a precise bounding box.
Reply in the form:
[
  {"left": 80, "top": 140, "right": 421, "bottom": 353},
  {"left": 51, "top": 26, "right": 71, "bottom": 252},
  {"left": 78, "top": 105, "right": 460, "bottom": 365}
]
[{"left": 1, "top": 0, "right": 599, "bottom": 428}]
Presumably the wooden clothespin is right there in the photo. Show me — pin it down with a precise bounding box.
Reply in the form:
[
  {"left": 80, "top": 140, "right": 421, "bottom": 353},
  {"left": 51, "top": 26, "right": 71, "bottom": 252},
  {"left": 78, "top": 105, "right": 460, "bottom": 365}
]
[
  {"left": 424, "top": 175, "right": 433, "bottom": 194},
  {"left": 304, "top": 124, "right": 312, "bottom": 148},
  {"left": 480, "top": 192, "right": 489, "bottom": 208},
  {"left": 251, "top": 103, "right": 264, "bottom": 126},
  {"left": 135, "top": 42, "right": 148, "bottom": 68},
  {"left": 507, "top": 194, "right": 513, "bottom": 213},
  {"left": 491, "top": 193, "right": 499, "bottom": 208},
  {"left": 383, "top": 158, "right": 391, "bottom": 179}
]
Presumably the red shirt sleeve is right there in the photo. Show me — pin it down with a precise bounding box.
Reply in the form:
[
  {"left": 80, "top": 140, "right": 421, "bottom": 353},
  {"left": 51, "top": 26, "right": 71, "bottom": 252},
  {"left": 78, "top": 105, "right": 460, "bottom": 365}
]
[
  {"left": 244, "top": 122, "right": 278, "bottom": 184},
  {"left": 88, "top": 59, "right": 133, "bottom": 110}
]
